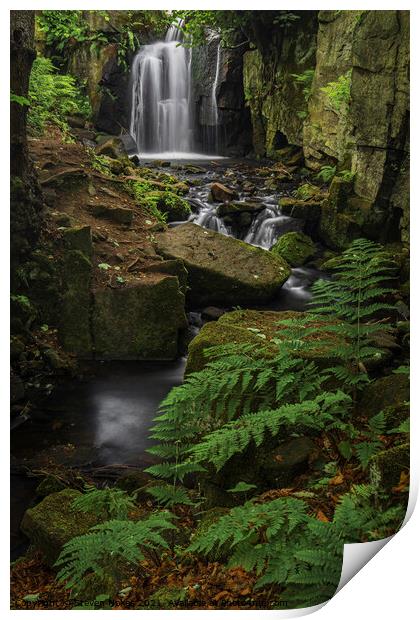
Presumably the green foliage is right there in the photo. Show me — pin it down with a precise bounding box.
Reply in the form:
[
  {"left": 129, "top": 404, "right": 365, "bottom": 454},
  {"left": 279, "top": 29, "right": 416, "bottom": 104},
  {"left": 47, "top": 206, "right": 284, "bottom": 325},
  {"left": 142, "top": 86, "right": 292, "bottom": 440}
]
[
  {"left": 55, "top": 512, "right": 176, "bottom": 594},
  {"left": 293, "top": 183, "right": 319, "bottom": 200},
  {"left": 338, "top": 169, "right": 355, "bottom": 182},
  {"left": 307, "top": 238, "right": 398, "bottom": 390},
  {"left": 10, "top": 92, "right": 30, "bottom": 106},
  {"left": 146, "top": 483, "right": 195, "bottom": 508},
  {"left": 291, "top": 69, "right": 315, "bottom": 102},
  {"left": 28, "top": 56, "right": 91, "bottom": 136},
  {"left": 175, "top": 11, "right": 300, "bottom": 47},
  {"left": 37, "top": 11, "right": 89, "bottom": 51},
  {"left": 315, "top": 165, "right": 337, "bottom": 183},
  {"left": 90, "top": 152, "right": 114, "bottom": 176},
  {"left": 321, "top": 70, "right": 352, "bottom": 114},
  {"left": 72, "top": 486, "right": 137, "bottom": 520},
  {"left": 125, "top": 181, "right": 168, "bottom": 224}
]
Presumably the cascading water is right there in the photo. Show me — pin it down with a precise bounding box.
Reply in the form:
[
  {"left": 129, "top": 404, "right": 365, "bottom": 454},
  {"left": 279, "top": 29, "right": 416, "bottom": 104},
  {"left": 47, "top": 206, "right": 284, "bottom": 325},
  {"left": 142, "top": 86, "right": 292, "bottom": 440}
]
[
  {"left": 130, "top": 19, "right": 194, "bottom": 156},
  {"left": 209, "top": 35, "right": 221, "bottom": 152}
]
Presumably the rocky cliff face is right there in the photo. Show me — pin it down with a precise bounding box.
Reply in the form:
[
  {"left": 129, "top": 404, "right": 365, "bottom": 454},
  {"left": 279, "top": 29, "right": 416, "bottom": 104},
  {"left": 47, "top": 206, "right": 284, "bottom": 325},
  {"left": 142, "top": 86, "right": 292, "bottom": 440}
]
[
  {"left": 243, "top": 12, "right": 319, "bottom": 158},
  {"left": 243, "top": 10, "right": 409, "bottom": 244}
]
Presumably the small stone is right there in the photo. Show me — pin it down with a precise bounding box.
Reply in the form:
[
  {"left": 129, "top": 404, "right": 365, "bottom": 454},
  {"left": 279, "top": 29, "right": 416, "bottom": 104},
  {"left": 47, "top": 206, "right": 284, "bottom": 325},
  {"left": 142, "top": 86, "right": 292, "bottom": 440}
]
[{"left": 210, "top": 182, "right": 238, "bottom": 203}]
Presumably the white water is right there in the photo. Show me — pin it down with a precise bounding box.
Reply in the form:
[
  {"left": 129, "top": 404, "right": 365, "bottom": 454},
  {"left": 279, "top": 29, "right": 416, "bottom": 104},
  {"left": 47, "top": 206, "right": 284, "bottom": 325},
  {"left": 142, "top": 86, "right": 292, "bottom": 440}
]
[
  {"left": 130, "top": 20, "right": 194, "bottom": 155},
  {"left": 209, "top": 36, "right": 222, "bottom": 152}
]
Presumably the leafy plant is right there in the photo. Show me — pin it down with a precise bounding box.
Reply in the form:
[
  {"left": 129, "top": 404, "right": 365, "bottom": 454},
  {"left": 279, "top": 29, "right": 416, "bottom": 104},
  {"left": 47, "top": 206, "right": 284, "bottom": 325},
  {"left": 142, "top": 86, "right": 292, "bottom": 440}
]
[
  {"left": 292, "top": 69, "right": 315, "bottom": 102},
  {"left": 28, "top": 56, "right": 91, "bottom": 136},
  {"left": 55, "top": 512, "right": 176, "bottom": 595},
  {"left": 315, "top": 165, "right": 337, "bottom": 183},
  {"left": 72, "top": 486, "right": 137, "bottom": 520},
  {"left": 321, "top": 70, "right": 352, "bottom": 114}
]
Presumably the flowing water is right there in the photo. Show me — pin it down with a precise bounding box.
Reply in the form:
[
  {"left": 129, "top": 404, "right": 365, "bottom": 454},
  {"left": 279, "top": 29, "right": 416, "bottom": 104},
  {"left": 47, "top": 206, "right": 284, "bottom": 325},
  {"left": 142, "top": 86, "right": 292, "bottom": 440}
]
[{"left": 130, "top": 20, "right": 194, "bottom": 155}]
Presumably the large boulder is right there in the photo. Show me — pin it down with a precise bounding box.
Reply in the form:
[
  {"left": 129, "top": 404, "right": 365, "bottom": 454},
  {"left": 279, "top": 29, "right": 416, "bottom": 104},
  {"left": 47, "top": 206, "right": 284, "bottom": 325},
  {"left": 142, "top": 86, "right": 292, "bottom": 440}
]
[
  {"left": 154, "top": 223, "right": 291, "bottom": 306},
  {"left": 21, "top": 489, "right": 99, "bottom": 566},
  {"left": 186, "top": 309, "right": 299, "bottom": 374},
  {"left": 92, "top": 273, "right": 187, "bottom": 360},
  {"left": 358, "top": 374, "right": 409, "bottom": 419}
]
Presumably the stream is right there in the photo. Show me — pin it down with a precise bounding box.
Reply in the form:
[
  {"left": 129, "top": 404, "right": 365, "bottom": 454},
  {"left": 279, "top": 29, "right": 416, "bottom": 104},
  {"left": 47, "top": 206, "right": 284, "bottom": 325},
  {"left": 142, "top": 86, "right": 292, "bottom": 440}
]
[{"left": 11, "top": 161, "right": 325, "bottom": 560}]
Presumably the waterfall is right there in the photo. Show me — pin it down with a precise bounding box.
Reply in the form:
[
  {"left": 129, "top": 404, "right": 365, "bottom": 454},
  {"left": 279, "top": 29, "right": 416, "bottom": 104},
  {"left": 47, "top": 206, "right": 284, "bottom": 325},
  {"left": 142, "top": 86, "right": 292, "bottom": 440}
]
[
  {"left": 130, "top": 19, "right": 194, "bottom": 155},
  {"left": 209, "top": 37, "right": 221, "bottom": 152}
]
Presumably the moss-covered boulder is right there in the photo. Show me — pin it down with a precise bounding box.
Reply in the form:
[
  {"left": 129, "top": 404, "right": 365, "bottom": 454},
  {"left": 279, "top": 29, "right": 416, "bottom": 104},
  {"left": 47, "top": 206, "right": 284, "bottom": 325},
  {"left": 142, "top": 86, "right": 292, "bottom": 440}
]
[
  {"left": 186, "top": 309, "right": 336, "bottom": 374},
  {"left": 155, "top": 223, "right": 291, "bottom": 306},
  {"left": 92, "top": 274, "right": 187, "bottom": 360},
  {"left": 358, "top": 374, "right": 409, "bottom": 419},
  {"left": 143, "top": 190, "right": 191, "bottom": 222},
  {"left": 319, "top": 177, "right": 361, "bottom": 250},
  {"left": 20, "top": 489, "right": 99, "bottom": 566},
  {"left": 59, "top": 249, "right": 93, "bottom": 357},
  {"left": 369, "top": 443, "right": 409, "bottom": 490},
  {"left": 271, "top": 232, "right": 317, "bottom": 266}
]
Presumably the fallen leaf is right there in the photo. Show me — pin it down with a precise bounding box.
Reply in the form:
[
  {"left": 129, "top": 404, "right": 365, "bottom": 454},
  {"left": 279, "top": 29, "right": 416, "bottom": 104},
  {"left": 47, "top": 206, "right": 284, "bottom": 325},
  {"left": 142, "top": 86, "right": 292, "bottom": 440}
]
[
  {"left": 213, "top": 591, "right": 231, "bottom": 602},
  {"left": 392, "top": 470, "right": 409, "bottom": 493},
  {"left": 316, "top": 510, "right": 330, "bottom": 522},
  {"left": 329, "top": 472, "right": 344, "bottom": 486}
]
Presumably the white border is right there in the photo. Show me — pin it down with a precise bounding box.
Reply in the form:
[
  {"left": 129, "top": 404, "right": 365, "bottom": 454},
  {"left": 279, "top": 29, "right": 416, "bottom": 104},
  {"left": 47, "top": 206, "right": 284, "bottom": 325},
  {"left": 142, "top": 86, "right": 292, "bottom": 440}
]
[{"left": 2, "top": 2, "right": 418, "bottom": 618}]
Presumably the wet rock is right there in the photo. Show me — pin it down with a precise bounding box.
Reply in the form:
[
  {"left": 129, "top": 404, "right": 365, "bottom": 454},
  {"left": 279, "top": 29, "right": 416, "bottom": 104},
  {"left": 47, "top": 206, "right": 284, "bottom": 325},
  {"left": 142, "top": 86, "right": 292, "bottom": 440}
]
[
  {"left": 59, "top": 250, "right": 93, "bottom": 357},
  {"left": 62, "top": 225, "right": 93, "bottom": 258},
  {"left": 216, "top": 200, "right": 265, "bottom": 218},
  {"left": 92, "top": 274, "right": 187, "bottom": 360},
  {"left": 271, "top": 232, "right": 317, "bottom": 266},
  {"left": 66, "top": 114, "right": 86, "bottom": 129},
  {"left": 210, "top": 182, "right": 238, "bottom": 203},
  {"left": 155, "top": 223, "right": 291, "bottom": 307},
  {"left": 201, "top": 306, "right": 226, "bottom": 321},
  {"left": 279, "top": 197, "right": 322, "bottom": 223},
  {"left": 258, "top": 437, "right": 317, "bottom": 487},
  {"left": 91, "top": 203, "right": 134, "bottom": 226},
  {"left": 358, "top": 374, "right": 409, "bottom": 419},
  {"left": 116, "top": 470, "right": 154, "bottom": 496},
  {"left": 21, "top": 489, "right": 99, "bottom": 566}
]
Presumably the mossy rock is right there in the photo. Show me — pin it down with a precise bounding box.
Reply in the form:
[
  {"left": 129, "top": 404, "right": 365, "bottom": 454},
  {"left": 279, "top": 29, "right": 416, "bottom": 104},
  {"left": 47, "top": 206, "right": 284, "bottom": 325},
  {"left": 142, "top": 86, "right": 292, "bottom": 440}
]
[
  {"left": 358, "top": 374, "right": 409, "bottom": 419},
  {"left": 141, "top": 259, "right": 188, "bottom": 294},
  {"left": 279, "top": 197, "right": 322, "bottom": 222},
  {"left": 92, "top": 274, "right": 187, "bottom": 360},
  {"left": 62, "top": 225, "right": 93, "bottom": 258},
  {"left": 143, "top": 190, "right": 191, "bottom": 222},
  {"left": 116, "top": 470, "right": 154, "bottom": 497},
  {"left": 271, "top": 232, "right": 317, "bottom": 266},
  {"left": 185, "top": 309, "right": 339, "bottom": 374},
  {"left": 36, "top": 475, "right": 67, "bottom": 498},
  {"left": 59, "top": 250, "right": 93, "bottom": 357},
  {"left": 369, "top": 443, "right": 409, "bottom": 490},
  {"left": 20, "top": 489, "right": 99, "bottom": 566},
  {"left": 155, "top": 223, "right": 291, "bottom": 307}
]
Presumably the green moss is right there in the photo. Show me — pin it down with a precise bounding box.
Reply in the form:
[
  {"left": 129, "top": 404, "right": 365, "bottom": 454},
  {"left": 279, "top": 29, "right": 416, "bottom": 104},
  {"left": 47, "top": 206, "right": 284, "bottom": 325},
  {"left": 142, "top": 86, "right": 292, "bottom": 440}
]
[
  {"left": 92, "top": 274, "right": 187, "bottom": 360},
  {"left": 59, "top": 250, "right": 92, "bottom": 357},
  {"left": 144, "top": 191, "right": 191, "bottom": 222},
  {"left": 62, "top": 225, "right": 92, "bottom": 258},
  {"left": 271, "top": 232, "right": 317, "bottom": 266},
  {"left": 155, "top": 223, "right": 291, "bottom": 307},
  {"left": 21, "top": 489, "right": 99, "bottom": 566},
  {"left": 369, "top": 443, "right": 409, "bottom": 490},
  {"left": 358, "top": 374, "right": 409, "bottom": 419}
]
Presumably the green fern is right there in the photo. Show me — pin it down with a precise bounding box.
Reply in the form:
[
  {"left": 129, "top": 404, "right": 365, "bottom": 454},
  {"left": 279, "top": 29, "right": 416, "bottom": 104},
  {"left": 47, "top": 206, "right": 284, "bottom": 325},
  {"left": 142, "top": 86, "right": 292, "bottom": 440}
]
[
  {"left": 55, "top": 512, "right": 176, "bottom": 594},
  {"left": 72, "top": 486, "right": 137, "bottom": 520}
]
